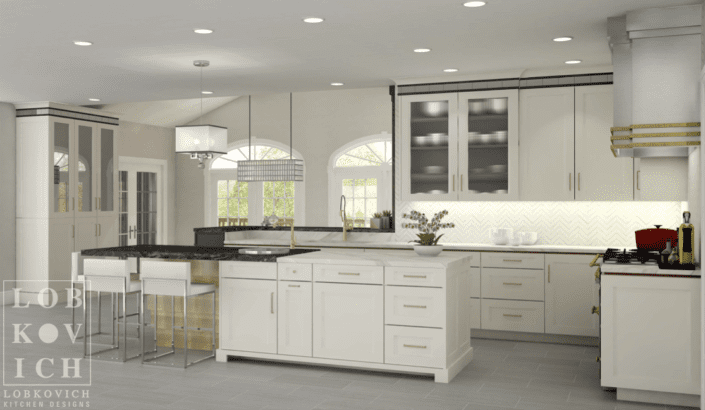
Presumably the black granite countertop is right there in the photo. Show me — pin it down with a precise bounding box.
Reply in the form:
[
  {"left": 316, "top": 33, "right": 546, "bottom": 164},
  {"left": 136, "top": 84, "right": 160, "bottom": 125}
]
[
  {"left": 193, "top": 225, "right": 395, "bottom": 234},
  {"left": 81, "top": 245, "right": 320, "bottom": 262}
]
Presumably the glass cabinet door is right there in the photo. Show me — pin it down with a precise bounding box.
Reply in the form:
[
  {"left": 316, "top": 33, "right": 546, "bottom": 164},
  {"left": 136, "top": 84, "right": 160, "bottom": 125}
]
[
  {"left": 458, "top": 90, "right": 519, "bottom": 200},
  {"left": 51, "top": 119, "right": 74, "bottom": 218},
  {"left": 401, "top": 93, "right": 458, "bottom": 201},
  {"left": 75, "top": 123, "right": 94, "bottom": 215},
  {"left": 97, "top": 126, "right": 116, "bottom": 215}
]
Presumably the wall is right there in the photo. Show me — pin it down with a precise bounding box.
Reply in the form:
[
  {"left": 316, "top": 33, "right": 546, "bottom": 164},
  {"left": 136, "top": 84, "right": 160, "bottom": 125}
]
[
  {"left": 117, "top": 121, "right": 176, "bottom": 244},
  {"left": 0, "top": 103, "right": 15, "bottom": 286}
]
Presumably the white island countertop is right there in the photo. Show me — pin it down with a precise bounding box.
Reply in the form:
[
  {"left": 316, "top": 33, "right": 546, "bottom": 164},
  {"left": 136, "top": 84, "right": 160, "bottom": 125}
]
[
  {"left": 277, "top": 248, "right": 473, "bottom": 269},
  {"left": 601, "top": 264, "right": 701, "bottom": 277}
]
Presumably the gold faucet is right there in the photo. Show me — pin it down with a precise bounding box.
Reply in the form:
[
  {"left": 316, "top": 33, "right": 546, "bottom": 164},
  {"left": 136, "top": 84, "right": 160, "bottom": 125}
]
[
  {"left": 340, "top": 195, "right": 354, "bottom": 241},
  {"left": 290, "top": 220, "right": 297, "bottom": 249}
]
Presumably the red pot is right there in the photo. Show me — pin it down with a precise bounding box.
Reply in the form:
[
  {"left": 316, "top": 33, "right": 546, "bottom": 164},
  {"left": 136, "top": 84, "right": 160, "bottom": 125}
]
[{"left": 635, "top": 225, "right": 678, "bottom": 251}]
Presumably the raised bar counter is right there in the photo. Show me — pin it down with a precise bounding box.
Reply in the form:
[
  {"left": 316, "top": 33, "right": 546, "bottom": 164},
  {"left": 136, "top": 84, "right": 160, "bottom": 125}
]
[{"left": 81, "top": 244, "right": 319, "bottom": 262}]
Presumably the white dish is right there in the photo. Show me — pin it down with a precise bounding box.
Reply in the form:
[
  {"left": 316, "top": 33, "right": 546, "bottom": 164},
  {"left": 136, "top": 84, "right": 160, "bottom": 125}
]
[
  {"left": 480, "top": 133, "right": 493, "bottom": 144},
  {"left": 519, "top": 231, "right": 538, "bottom": 245},
  {"left": 493, "top": 130, "right": 508, "bottom": 144},
  {"left": 423, "top": 165, "right": 447, "bottom": 174},
  {"left": 419, "top": 101, "right": 449, "bottom": 117},
  {"left": 427, "top": 189, "right": 446, "bottom": 195},
  {"left": 467, "top": 132, "right": 481, "bottom": 145},
  {"left": 488, "top": 164, "right": 507, "bottom": 173},
  {"left": 469, "top": 167, "right": 485, "bottom": 174},
  {"left": 508, "top": 232, "right": 522, "bottom": 246},
  {"left": 493, "top": 189, "right": 508, "bottom": 194},
  {"left": 489, "top": 227, "right": 513, "bottom": 245}
]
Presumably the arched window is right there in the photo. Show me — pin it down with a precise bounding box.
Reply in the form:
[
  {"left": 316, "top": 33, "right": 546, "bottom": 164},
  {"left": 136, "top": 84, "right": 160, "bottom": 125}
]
[
  {"left": 205, "top": 138, "right": 305, "bottom": 227},
  {"left": 328, "top": 132, "right": 392, "bottom": 227}
]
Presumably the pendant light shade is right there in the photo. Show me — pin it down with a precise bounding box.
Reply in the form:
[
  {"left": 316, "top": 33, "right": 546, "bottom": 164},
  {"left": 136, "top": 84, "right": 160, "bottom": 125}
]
[
  {"left": 237, "top": 93, "right": 303, "bottom": 181},
  {"left": 175, "top": 60, "right": 228, "bottom": 168}
]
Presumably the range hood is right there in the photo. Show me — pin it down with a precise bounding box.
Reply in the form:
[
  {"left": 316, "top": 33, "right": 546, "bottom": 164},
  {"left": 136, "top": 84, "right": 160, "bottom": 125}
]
[{"left": 608, "top": 5, "right": 702, "bottom": 158}]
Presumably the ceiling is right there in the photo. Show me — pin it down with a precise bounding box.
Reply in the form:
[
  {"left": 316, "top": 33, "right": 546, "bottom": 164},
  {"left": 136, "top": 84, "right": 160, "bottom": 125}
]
[{"left": 0, "top": 0, "right": 699, "bottom": 107}]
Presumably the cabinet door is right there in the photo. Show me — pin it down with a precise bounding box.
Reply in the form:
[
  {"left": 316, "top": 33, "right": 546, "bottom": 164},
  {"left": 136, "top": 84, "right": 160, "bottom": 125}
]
[
  {"left": 458, "top": 89, "right": 519, "bottom": 200},
  {"left": 634, "top": 157, "right": 688, "bottom": 201},
  {"left": 544, "top": 254, "right": 599, "bottom": 337},
  {"left": 50, "top": 118, "right": 75, "bottom": 218},
  {"left": 469, "top": 298, "right": 481, "bottom": 329},
  {"left": 313, "top": 282, "right": 383, "bottom": 363},
  {"left": 401, "top": 93, "right": 459, "bottom": 201},
  {"left": 519, "top": 87, "right": 575, "bottom": 201},
  {"left": 96, "top": 125, "right": 118, "bottom": 217},
  {"left": 278, "top": 281, "right": 312, "bottom": 357},
  {"left": 74, "top": 121, "right": 97, "bottom": 217},
  {"left": 575, "top": 85, "right": 633, "bottom": 201},
  {"left": 96, "top": 215, "right": 118, "bottom": 248},
  {"left": 74, "top": 217, "right": 97, "bottom": 253},
  {"left": 220, "top": 278, "right": 277, "bottom": 354},
  {"left": 48, "top": 218, "right": 75, "bottom": 283}
]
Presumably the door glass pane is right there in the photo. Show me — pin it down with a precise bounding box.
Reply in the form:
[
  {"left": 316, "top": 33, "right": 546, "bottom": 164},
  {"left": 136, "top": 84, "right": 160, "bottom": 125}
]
[
  {"left": 77, "top": 125, "right": 92, "bottom": 213},
  {"left": 100, "top": 129, "right": 114, "bottom": 211},
  {"left": 53, "top": 122, "right": 70, "bottom": 213},
  {"left": 118, "top": 171, "right": 128, "bottom": 243},
  {"left": 466, "top": 97, "right": 509, "bottom": 194},
  {"left": 410, "top": 100, "right": 449, "bottom": 195},
  {"left": 136, "top": 171, "right": 157, "bottom": 245}
]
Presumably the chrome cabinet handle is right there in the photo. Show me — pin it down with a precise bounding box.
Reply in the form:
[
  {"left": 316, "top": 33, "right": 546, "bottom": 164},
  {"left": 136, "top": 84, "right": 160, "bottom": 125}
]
[
  {"left": 338, "top": 272, "right": 360, "bottom": 276},
  {"left": 271, "top": 292, "right": 274, "bottom": 314},
  {"left": 403, "top": 274, "right": 426, "bottom": 279},
  {"left": 403, "top": 304, "right": 427, "bottom": 309},
  {"left": 403, "top": 344, "right": 427, "bottom": 349},
  {"left": 129, "top": 226, "right": 134, "bottom": 239},
  {"left": 503, "top": 282, "right": 522, "bottom": 286},
  {"left": 569, "top": 173, "right": 572, "bottom": 191},
  {"left": 503, "top": 314, "right": 522, "bottom": 318}
]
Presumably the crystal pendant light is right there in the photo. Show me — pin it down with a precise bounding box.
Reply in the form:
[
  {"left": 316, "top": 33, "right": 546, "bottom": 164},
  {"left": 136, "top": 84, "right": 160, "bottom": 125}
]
[{"left": 175, "top": 60, "right": 227, "bottom": 169}]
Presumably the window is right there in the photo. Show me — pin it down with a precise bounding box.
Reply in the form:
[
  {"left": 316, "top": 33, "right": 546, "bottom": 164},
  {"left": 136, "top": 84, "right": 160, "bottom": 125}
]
[
  {"left": 329, "top": 133, "right": 392, "bottom": 227},
  {"left": 206, "top": 139, "right": 305, "bottom": 227}
]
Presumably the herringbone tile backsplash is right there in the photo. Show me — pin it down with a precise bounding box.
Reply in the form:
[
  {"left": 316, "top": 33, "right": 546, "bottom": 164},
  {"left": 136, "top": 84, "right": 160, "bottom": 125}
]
[{"left": 394, "top": 201, "right": 684, "bottom": 247}]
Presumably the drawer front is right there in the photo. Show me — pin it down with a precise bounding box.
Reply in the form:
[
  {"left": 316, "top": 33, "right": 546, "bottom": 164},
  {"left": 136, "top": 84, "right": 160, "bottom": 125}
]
[
  {"left": 385, "top": 326, "right": 445, "bottom": 368},
  {"left": 278, "top": 263, "right": 312, "bottom": 281},
  {"left": 481, "top": 268, "right": 544, "bottom": 301},
  {"left": 313, "top": 264, "right": 383, "bottom": 285},
  {"left": 385, "top": 286, "right": 445, "bottom": 328},
  {"left": 470, "top": 267, "right": 480, "bottom": 298},
  {"left": 470, "top": 298, "right": 481, "bottom": 329},
  {"left": 385, "top": 266, "right": 445, "bottom": 288},
  {"left": 220, "top": 261, "right": 277, "bottom": 280},
  {"left": 481, "top": 252, "right": 545, "bottom": 270},
  {"left": 481, "top": 299, "right": 544, "bottom": 333}
]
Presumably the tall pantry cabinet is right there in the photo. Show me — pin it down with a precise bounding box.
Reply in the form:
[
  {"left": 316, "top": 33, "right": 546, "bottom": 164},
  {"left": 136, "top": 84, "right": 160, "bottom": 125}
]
[{"left": 16, "top": 103, "right": 119, "bottom": 302}]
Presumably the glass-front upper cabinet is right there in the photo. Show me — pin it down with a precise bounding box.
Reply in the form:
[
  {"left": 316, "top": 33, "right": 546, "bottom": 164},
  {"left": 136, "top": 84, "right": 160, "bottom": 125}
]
[
  {"left": 401, "top": 93, "right": 458, "bottom": 201},
  {"left": 75, "top": 122, "right": 94, "bottom": 216},
  {"left": 97, "top": 125, "right": 117, "bottom": 216},
  {"left": 458, "top": 89, "right": 519, "bottom": 200},
  {"left": 51, "top": 118, "right": 74, "bottom": 218}
]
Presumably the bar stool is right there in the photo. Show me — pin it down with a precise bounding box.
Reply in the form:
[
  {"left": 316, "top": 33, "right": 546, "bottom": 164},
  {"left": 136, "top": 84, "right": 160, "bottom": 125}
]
[
  {"left": 139, "top": 260, "right": 216, "bottom": 368},
  {"left": 83, "top": 258, "right": 142, "bottom": 361},
  {"left": 71, "top": 252, "right": 102, "bottom": 338}
]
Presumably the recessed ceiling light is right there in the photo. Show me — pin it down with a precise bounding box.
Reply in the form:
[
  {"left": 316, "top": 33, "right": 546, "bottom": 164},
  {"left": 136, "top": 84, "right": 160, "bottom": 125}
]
[
  {"left": 331, "top": 82, "right": 344, "bottom": 86},
  {"left": 88, "top": 98, "right": 100, "bottom": 102},
  {"left": 553, "top": 36, "right": 573, "bottom": 42},
  {"left": 444, "top": 68, "right": 458, "bottom": 73},
  {"left": 73, "top": 41, "right": 92, "bottom": 46},
  {"left": 303, "top": 17, "right": 324, "bottom": 23},
  {"left": 463, "top": 1, "right": 486, "bottom": 7},
  {"left": 194, "top": 29, "right": 213, "bottom": 34},
  {"left": 414, "top": 48, "right": 431, "bottom": 53},
  {"left": 565, "top": 60, "right": 582, "bottom": 64},
  {"left": 201, "top": 91, "right": 213, "bottom": 95}
]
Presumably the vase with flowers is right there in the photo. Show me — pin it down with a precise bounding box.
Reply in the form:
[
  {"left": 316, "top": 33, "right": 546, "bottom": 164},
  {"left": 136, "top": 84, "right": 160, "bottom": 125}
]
[{"left": 402, "top": 210, "right": 455, "bottom": 256}]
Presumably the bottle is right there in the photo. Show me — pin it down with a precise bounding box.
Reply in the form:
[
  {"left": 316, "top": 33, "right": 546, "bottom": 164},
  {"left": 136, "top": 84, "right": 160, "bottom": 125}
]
[
  {"left": 660, "top": 239, "right": 672, "bottom": 266},
  {"left": 678, "top": 211, "right": 694, "bottom": 266}
]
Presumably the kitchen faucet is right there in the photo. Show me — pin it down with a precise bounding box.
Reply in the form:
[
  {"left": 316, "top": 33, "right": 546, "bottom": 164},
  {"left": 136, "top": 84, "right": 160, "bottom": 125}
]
[
  {"left": 340, "top": 195, "right": 353, "bottom": 241},
  {"left": 290, "top": 219, "right": 297, "bottom": 249}
]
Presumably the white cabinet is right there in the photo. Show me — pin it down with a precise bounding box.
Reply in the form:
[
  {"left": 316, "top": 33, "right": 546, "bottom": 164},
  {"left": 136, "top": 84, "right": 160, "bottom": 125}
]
[
  {"left": 544, "top": 255, "right": 600, "bottom": 337},
  {"left": 220, "top": 278, "right": 277, "bottom": 354},
  {"left": 278, "top": 281, "right": 312, "bottom": 357},
  {"left": 519, "top": 87, "right": 575, "bottom": 201},
  {"left": 313, "top": 282, "right": 384, "bottom": 363},
  {"left": 601, "top": 275, "right": 700, "bottom": 396},
  {"left": 634, "top": 157, "right": 688, "bottom": 201},
  {"left": 481, "top": 299, "right": 545, "bottom": 333},
  {"left": 469, "top": 298, "right": 481, "bottom": 330}
]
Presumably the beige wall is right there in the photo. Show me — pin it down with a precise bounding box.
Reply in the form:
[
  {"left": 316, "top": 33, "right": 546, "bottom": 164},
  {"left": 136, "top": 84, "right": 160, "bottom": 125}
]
[
  {"left": 0, "top": 103, "right": 15, "bottom": 285},
  {"left": 117, "top": 121, "right": 176, "bottom": 244},
  {"left": 174, "top": 87, "right": 392, "bottom": 237}
]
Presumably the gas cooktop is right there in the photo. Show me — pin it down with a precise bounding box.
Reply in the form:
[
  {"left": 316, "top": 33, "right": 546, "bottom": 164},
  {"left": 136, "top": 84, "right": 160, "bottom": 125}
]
[{"left": 603, "top": 248, "right": 659, "bottom": 265}]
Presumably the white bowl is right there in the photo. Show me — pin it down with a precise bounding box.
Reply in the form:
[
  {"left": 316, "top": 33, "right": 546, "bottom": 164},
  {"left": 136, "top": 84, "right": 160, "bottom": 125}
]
[
  {"left": 508, "top": 232, "right": 522, "bottom": 246},
  {"left": 419, "top": 101, "right": 449, "bottom": 117},
  {"left": 493, "top": 130, "right": 508, "bottom": 144},
  {"left": 468, "top": 132, "right": 481, "bottom": 145},
  {"left": 489, "top": 228, "right": 513, "bottom": 245},
  {"left": 519, "top": 232, "right": 538, "bottom": 245},
  {"left": 480, "top": 133, "right": 493, "bottom": 144},
  {"left": 414, "top": 244, "right": 443, "bottom": 257}
]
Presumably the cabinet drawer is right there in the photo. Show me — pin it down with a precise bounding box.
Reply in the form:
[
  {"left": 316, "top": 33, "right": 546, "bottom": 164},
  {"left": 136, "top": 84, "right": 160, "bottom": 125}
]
[
  {"left": 481, "top": 252, "right": 544, "bottom": 270},
  {"left": 470, "top": 298, "right": 481, "bottom": 329},
  {"left": 220, "top": 261, "right": 277, "bottom": 280},
  {"left": 481, "top": 299, "right": 544, "bottom": 333},
  {"left": 385, "top": 267, "right": 445, "bottom": 288},
  {"left": 278, "top": 263, "right": 312, "bottom": 281},
  {"left": 470, "top": 267, "right": 480, "bottom": 298},
  {"left": 481, "top": 268, "right": 544, "bottom": 301},
  {"left": 314, "top": 264, "right": 383, "bottom": 285},
  {"left": 385, "top": 326, "right": 445, "bottom": 368},
  {"left": 385, "top": 286, "right": 445, "bottom": 328}
]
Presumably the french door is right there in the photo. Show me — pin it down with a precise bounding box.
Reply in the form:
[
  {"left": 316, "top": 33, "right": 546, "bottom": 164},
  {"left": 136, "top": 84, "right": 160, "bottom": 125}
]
[{"left": 118, "top": 162, "right": 162, "bottom": 246}]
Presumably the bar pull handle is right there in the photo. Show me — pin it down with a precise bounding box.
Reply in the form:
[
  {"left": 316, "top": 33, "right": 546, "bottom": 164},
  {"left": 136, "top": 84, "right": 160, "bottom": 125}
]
[
  {"left": 98, "top": 197, "right": 101, "bottom": 210},
  {"left": 460, "top": 174, "right": 463, "bottom": 192},
  {"left": 72, "top": 197, "right": 75, "bottom": 211},
  {"left": 288, "top": 284, "right": 300, "bottom": 288},
  {"left": 271, "top": 292, "right": 274, "bottom": 314},
  {"left": 453, "top": 174, "right": 456, "bottom": 192},
  {"left": 403, "top": 304, "right": 427, "bottom": 309},
  {"left": 403, "top": 344, "right": 427, "bottom": 349},
  {"left": 636, "top": 170, "right": 640, "bottom": 190},
  {"left": 72, "top": 225, "right": 75, "bottom": 239},
  {"left": 403, "top": 275, "right": 427, "bottom": 279},
  {"left": 503, "top": 314, "right": 522, "bottom": 318},
  {"left": 503, "top": 282, "right": 522, "bottom": 286},
  {"left": 95, "top": 197, "right": 97, "bottom": 210},
  {"left": 569, "top": 173, "right": 572, "bottom": 191},
  {"left": 503, "top": 259, "right": 522, "bottom": 263},
  {"left": 548, "top": 265, "right": 550, "bottom": 283},
  {"left": 95, "top": 224, "right": 98, "bottom": 237},
  {"left": 578, "top": 173, "right": 581, "bottom": 191},
  {"left": 338, "top": 272, "right": 360, "bottom": 276},
  {"left": 99, "top": 224, "right": 101, "bottom": 236}
]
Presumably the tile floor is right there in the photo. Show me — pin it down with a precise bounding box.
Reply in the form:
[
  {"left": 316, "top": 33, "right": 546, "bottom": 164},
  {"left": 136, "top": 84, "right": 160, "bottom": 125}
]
[{"left": 1, "top": 301, "right": 698, "bottom": 410}]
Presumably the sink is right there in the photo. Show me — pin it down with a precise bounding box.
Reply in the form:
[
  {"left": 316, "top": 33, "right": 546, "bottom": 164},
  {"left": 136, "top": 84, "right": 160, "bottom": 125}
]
[{"left": 238, "top": 247, "right": 290, "bottom": 255}]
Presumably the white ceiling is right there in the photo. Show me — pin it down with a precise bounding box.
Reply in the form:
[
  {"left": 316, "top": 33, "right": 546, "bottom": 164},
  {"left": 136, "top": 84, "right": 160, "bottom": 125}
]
[
  {"left": 90, "top": 96, "right": 238, "bottom": 126},
  {"left": 0, "top": 0, "right": 699, "bottom": 106}
]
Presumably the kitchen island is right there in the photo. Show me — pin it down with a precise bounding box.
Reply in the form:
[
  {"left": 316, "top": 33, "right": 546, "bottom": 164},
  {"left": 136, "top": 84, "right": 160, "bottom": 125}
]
[{"left": 217, "top": 249, "right": 475, "bottom": 383}]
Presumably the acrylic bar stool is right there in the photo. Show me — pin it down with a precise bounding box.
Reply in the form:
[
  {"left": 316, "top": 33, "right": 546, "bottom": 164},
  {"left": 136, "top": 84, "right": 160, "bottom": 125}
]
[
  {"left": 83, "top": 258, "right": 142, "bottom": 361},
  {"left": 71, "top": 252, "right": 102, "bottom": 339},
  {"left": 139, "top": 260, "right": 216, "bottom": 368}
]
